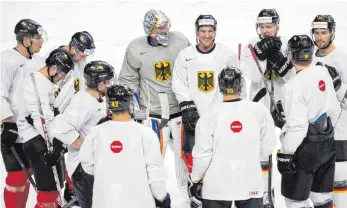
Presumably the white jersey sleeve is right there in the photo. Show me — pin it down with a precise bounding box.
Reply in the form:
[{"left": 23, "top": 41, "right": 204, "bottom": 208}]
[
  {"left": 79, "top": 124, "right": 98, "bottom": 175},
  {"left": 191, "top": 111, "right": 214, "bottom": 181},
  {"left": 258, "top": 104, "right": 277, "bottom": 161},
  {"left": 172, "top": 48, "right": 192, "bottom": 103},
  {"left": 22, "top": 72, "right": 56, "bottom": 142},
  {"left": 1, "top": 49, "right": 28, "bottom": 120}
]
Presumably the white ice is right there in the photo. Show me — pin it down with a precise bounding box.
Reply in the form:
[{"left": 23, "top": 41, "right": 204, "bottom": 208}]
[{"left": 1, "top": 1, "right": 347, "bottom": 207}]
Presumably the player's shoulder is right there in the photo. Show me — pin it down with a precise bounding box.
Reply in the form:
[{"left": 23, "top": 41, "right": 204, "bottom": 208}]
[
  {"left": 127, "top": 35, "right": 148, "bottom": 51},
  {"left": 133, "top": 121, "right": 158, "bottom": 137},
  {"left": 169, "top": 31, "right": 188, "bottom": 41},
  {"left": 1, "top": 48, "right": 27, "bottom": 67},
  {"left": 177, "top": 45, "right": 196, "bottom": 57}
]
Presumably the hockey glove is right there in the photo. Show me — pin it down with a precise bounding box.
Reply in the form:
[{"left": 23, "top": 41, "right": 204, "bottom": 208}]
[
  {"left": 42, "top": 138, "right": 67, "bottom": 166},
  {"left": 317, "top": 62, "right": 342, "bottom": 90},
  {"left": 277, "top": 152, "right": 296, "bottom": 176},
  {"left": 155, "top": 193, "right": 171, "bottom": 208},
  {"left": 267, "top": 51, "right": 293, "bottom": 77},
  {"left": 254, "top": 36, "right": 282, "bottom": 61},
  {"left": 25, "top": 115, "right": 34, "bottom": 126},
  {"left": 96, "top": 116, "right": 112, "bottom": 125},
  {"left": 1, "top": 122, "right": 18, "bottom": 147},
  {"left": 179, "top": 101, "right": 200, "bottom": 131},
  {"left": 188, "top": 175, "right": 203, "bottom": 206},
  {"left": 271, "top": 100, "right": 286, "bottom": 129},
  {"left": 53, "top": 107, "right": 60, "bottom": 116}
]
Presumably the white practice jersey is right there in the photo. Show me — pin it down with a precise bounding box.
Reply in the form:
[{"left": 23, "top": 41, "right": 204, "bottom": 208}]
[
  {"left": 172, "top": 43, "right": 243, "bottom": 116},
  {"left": 53, "top": 61, "right": 88, "bottom": 113},
  {"left": 52, "top": 91, "right": 105, "bottom": 176},
  {"left": 313, "top": 47, "right": 347, "bottom": 109},
  {"left": 16, "top": 71, "right": 56, "bottom": 143},
  {"left": 280, "top": 65, "right": 341, "bottom": 154},
  {"left": 79, "top": 121, "right": 167, "bottom": 208},
  {"left": 241, "top": 36, "right": 296, "bottom": 109},
  {"left": 192, "top": 99, "right": 276, "bottom": 200},
  {"left": 1, "top": 49, "right": 42, "bottom": 121}
]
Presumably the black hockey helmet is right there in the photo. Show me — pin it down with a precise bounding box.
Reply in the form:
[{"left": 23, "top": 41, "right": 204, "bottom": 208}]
[
  {"left": 84, "top": 60, "right": 115, "bottom": 89},
  {"left": 107, "top": 84, "right": 133, "bottom": 112},
  {"left": 195, "top": 14, "right": 217, "bottom": 32},
  {"left": 70, "top": 31, "right": 95, "bottom": 56},
  {"left": 287, "top": 35, "right": 314, "bottom": 62},
  {"left": 311, "top": 15, "right": 336, "bottom": 33},
  {"left": 256, "top": 8, "right": 280, "bottom": 26},
  {"left": 45, "top": 48, "right": 75, "bottom": 74},
  {"left": 218, "top": 66, "right": 243, "bottom": 95},
  {"left": 14, "top": 19, "right": 46, "bottom": 41}
]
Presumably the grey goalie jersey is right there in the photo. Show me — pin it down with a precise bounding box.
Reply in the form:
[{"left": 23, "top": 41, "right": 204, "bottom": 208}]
[{"left": 119, "top": 31, "right": 190, "bottom": 116}]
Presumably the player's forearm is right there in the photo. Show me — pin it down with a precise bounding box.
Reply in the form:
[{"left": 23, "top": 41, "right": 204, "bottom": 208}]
[
  {"left": 150, "top": 181, "right": 167, "bottom": 201},
  {"left": 191, "top": 156, "right": 212, "bottom": 181}
]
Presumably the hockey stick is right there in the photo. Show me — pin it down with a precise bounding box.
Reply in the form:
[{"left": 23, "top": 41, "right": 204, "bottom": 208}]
[
  {"left": 252, "top": 87, "right": 267, "bottom": 102},
  {"left": 247, "top": 45, "right": 279, "bottom": 113},
  {"left": 61, "top": 196, "right": 78, "bottom": 208},
  {"left": 10, "top": 146, "right": 38, "bottom": 192},
  {"left": 30, "top": 73, "right": 65, "bottom": 206},
  {"left": 154, "top": 92, "right": 170, "bottom": 133}
]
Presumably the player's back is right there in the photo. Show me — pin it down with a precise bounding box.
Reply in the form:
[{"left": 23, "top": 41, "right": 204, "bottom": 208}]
[
  {"left": 90, "top": 121, "right": 164, "bottom": 208},
  {"left": 198, "top": 99, "right": 275, "bottom": 199},
  {"left": 283, "top": 64, "right": 340, "bottom": 124}
]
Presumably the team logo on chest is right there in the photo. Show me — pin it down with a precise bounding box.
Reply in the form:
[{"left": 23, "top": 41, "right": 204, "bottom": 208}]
[
  {"left": 197, "top": 71, "right": 214, "bottom": 93},
  {"left": 154, "top": 60, "right": 172, "bottom": 83}
]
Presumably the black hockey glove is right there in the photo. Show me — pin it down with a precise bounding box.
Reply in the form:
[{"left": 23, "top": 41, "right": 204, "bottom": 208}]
[
  {"left": 179, "top": 101, "right": 200, "bottom": 131},
  {"left": 155, "top": 194, "right": 171, "bottom": 208},
  {"left": 254, "top": 36, "right": 282, "bottom": 61},
  {"left": 277, "top": 152, "right": 296, "bottom": 176},
  {"left": 188, "top": 175, "right": 203, "bottom": 206},
  {"left": 271, "top": 101, "right": 286, "bottom": 129},
  {"left": 42, "top": 138, "right": 67, "bottom": 166},
  {"left": 96, "top": 116, "right": 112, "bottom": 125},
  {"left": 317, "top": 62, "right": 342, "bottom": 90},
  {"left": 1, "top": 122, "right": 18, "bottom": 147},
  {"left": 267, "top": 51, "right": 293, "bottom": 77},
  {"left": 25, "top": 115, "right": 34, "bottom": 126},
  {"left": 53, "top": 107, "right": 60, "bottom": 116}
]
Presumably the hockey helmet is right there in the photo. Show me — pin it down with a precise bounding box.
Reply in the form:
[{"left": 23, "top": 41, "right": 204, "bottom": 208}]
[
  {"left": 287, "top": 35, "right": 314, "bottom": 62},
  {"left": 195, "top": 14, "right": 217, "bottom": 32},
  {"left": 218, "top": 66, "right": 243, "bottom": 95},
  {"left": 45, "top": 48, "right": 75, "bottom": 74},
  {"left": 70, "top": 31, "right": 95, "bottom": 56},
  {"left": 107, "top": 84, "right": 133, "bottom": 112},
  {"left": 84, "top": 60, "right": 115, "bottom": 89},
  {"left": 14, "top": 19, "right": 47, "bottom": 42}
]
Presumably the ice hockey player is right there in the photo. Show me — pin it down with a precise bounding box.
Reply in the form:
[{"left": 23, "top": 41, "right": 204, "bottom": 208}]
[
  {"left": 277, "top": 35, "right": 341, "bottom": 208},
  {"left": 1, "top": 18, "right": 46, "bottom": 208},
  {"left": 241, "top": 8, "right": 296, "bottom": 206},
  {"left": 310, "top": 14, "right": 347, "bottom": 208},
  {"left": 15, "top": 48, "right": 75, "bottom": 207},
  {"left": 54, "top": 31, "right": 96, "bottom": 113},
  {"left": 52, "top": 60, "right": 115, "bottom": 208},
  {"left": 118, "top": 9, "right": 191, "bottom": 199},
  {"left": 188, "top": 66, "right": 276, "bottom": 208},
  {"left": 79, "top": 84, "right": 171, "bottom": 208},
  {"left": 172, "top": 14, "right": 240, "bottom": 207}
]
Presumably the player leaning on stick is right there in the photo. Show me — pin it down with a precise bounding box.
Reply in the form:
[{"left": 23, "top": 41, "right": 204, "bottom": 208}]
[{"left": 16, "top": 48, "right": 75, "bottom": 207}]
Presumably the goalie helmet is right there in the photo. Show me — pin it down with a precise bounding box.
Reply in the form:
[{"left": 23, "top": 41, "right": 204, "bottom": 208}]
[
  {"left": 45, "top": 48, "right": 75, "bottom": 74},
  {"left": 84, "top": 60, "right": 115, "bottom": 89},
  {"left": 143, "top": 10, "right": 171, "bottom": 46},
  {"left": 195, "top": 14, "right": 217, "bottom": 32},
  {"left": 107, "top": 84, "right": 133, "bottom": 112},
  {"left": 218, "top": 66, "right": 242, "bottom": 95},
  {"left": 287, "top": 35, "right": 314, "bottom": 62},
  {"left": 70, "top": 31, "right": 95, "bottom": 56}
]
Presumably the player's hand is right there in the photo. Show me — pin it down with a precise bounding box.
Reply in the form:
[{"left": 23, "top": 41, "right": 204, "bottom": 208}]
[
  {"left": 188, "top": 175, "right": 203, "bottom": 206},
  {"left": 277, "top": 152, "right": 296, "bottom": 176},
  {"left": 42, "top": 138, "right": 67, "bottom": 166},
  {"left": 317, "top": 62, "right": 342, "bottom": 91},
  {"left": 1, "top": 122, "right": 18, "bottom": 147},
  {"left": 179, "top": 101, "right": 200, "bottom": 131},
  {"left": 155, "top": 193, "right": 171, "bottom": 208},
  {"left": 254, "top": 36, "right": 282, "bottom": 61},
  {"left": 271, "top": 100, "right": 286, "bottom": 129},
  {"left": 267, "top": 51, "right": 293, "bottom": 77}
]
